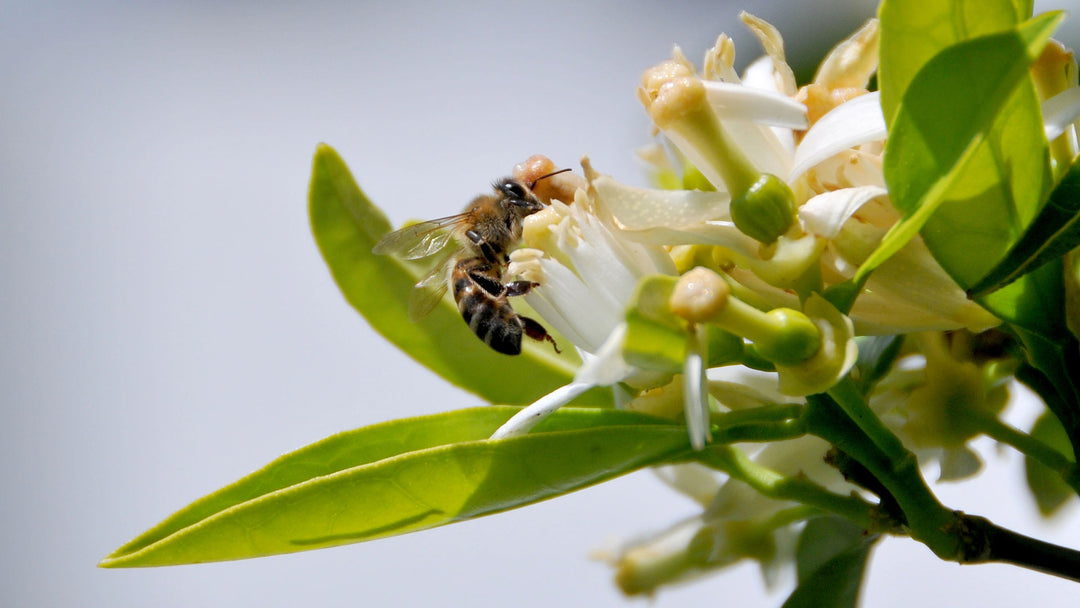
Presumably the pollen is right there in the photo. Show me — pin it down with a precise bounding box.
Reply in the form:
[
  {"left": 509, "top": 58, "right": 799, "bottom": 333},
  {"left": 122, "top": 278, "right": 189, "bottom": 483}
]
[{"left": 513, "top": 154, "right": 585, "bottom": 205}]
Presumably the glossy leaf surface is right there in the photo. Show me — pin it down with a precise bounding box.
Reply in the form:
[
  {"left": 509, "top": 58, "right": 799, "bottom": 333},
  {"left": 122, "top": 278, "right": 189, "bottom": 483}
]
[
  {"left": 102, "top": 407, "right": 690, "bottom": 567},
  {"left": 866, "top": 13, "right": 1062, "bottom": 336},
  {"left": 968, "top": 159, "right": 1080, "bottom": 298},
  {"left": 878, "top": 0, "right": 1026, "bottom": 125}
]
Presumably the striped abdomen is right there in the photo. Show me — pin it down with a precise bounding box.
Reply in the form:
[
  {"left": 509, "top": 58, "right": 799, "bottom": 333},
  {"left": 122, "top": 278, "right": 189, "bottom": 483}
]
[{"left": 452, "top": 256, "right": 524, "bottom": 355}]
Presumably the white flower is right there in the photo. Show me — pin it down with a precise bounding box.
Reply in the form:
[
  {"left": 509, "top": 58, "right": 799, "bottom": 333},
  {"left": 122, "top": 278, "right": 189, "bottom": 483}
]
[
  {"left": 491, "top": 171, "right": 682, "bottom": 440},
  {"left": 625, "top": 15, "right": 1002, "bottom": 335}
]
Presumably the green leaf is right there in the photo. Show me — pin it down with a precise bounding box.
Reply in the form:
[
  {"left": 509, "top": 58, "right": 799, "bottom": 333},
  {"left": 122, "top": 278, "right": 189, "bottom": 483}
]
[
  {"left": 862, "top": 13, "right": 1063, "bottom": 336},
  {"left": 1015, "top": 333, "right": 1080, "bottom": 459},
  {"left": 878, "top": 0, "right": 1025, "bottom": 126},
  {"left": 782, "top": 516, "right": 878, "bottom": 608},
  {"left": 1024, "top": 410, "right": 1077, "bottom": 516},
  {"left": 968, "top": 160, "right": 1080, "bottom": 298},
  {"left": 101, "top": 407, "right": 690, "bottom": 567},
  {"left": 308, "top": 144, "right": 580, "bottom": 405}
]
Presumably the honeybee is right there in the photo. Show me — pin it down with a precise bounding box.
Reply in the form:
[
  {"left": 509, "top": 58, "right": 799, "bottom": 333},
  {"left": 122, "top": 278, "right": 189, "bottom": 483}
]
[{"left": 372, "top": 169, "right": 570, "bottom": 355}]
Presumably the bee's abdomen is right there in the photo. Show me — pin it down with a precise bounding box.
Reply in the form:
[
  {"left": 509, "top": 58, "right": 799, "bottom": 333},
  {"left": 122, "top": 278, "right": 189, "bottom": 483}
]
[{"left": 453, "top": 258, "right": 523, "bottom": 355}]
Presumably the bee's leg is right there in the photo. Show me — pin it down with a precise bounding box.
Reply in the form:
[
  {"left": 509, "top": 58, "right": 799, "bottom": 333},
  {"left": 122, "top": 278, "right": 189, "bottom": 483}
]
[
  {"left": 504, "top": 280, "right": 539, "bottom": 297},
  {"left": 467, "top": 266, "right": 505, "bottom": 296},
  {"left": 521, "top": 316, "right": 560, "bottom": 354},
  {"left": 465, "top": 229, "right": 503, "bottom": 264}
]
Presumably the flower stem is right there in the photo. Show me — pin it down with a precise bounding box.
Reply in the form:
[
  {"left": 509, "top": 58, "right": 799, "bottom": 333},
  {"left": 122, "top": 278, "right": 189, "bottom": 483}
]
[
  {"left": 709, "top": 403, "right": 807, "bottom": 443},
  {"left": 969, "top": 408, "right": 1080, "bottom": 495},
  {"left": 806, "top": 387, "right": 1080, "bottom": 581},
  {"left": 695, "top": 444, "right": 879, "bottom": 529},
  {"left": 806, "top": 388, "right": 957, "bottom": 559}
]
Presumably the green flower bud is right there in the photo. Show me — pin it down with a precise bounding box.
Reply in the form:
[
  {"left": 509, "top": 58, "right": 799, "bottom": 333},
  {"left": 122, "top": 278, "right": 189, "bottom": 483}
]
[{"left": 730, "top": 173, "right": 797, "bottom": 244}]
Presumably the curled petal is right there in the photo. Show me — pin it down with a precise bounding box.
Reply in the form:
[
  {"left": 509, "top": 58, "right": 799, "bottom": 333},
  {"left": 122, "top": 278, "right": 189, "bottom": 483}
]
[
  {"left": 812, "top": 18, "right": 880, "bottom": 90},
  {"left": 799, "top": 185, "right": 889, "bottom": 238},
  {"left": 683, "top": 325, "right": 711, "bottom": 451},
  {"left": 740, "top": 12, "right": 797, "bottom": 95},
  {"left": 575, "top": 324, "right": 634, "bottom": 386},
  {"left": 1042, "top": 86, "right": 1080, "bottom": 141},
  {"left": 704, "top": 80, "right": 808, "bottom": 129},
  {"left": 789, "top": 91, "right": 886, "bottom": 182},
  {"left": 490, "top": 382, "right": 595, "bottom": 439}
]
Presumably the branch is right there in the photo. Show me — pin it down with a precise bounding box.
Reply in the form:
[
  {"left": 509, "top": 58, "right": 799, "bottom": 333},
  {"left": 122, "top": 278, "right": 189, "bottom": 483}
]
[
  {"left": 962, "top": 514, "right": 1080, "bottom": 582},
  {"left": 806, "top": 388, "right": 1080, "bottom": 582}
]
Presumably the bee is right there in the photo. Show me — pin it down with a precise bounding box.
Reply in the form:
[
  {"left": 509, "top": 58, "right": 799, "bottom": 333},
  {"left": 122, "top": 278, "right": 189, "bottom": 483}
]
[{"left": 372, "top": 168, "right": 570, "bottom": 355}]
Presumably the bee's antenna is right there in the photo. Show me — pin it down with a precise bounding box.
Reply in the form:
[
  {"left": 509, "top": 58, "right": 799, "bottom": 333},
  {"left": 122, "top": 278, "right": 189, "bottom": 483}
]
[{"left": 528, "top": 167, "right": 572, "bottom": 190}]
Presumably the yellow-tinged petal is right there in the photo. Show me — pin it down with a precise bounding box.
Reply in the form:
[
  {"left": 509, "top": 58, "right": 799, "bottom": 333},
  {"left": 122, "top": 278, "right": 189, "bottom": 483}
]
[{"left": 811, "top": 19, "right": 880, "bottom": 90}]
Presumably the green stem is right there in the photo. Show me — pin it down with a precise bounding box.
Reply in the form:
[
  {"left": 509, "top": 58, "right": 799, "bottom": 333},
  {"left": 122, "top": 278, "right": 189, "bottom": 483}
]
[
  {"left": 695, "top": 444, "right": 879, "bottom": 530},
  {"left": 806, "top": 390, "right": 958, "bottom": 559},
  {"left": 806, "top": 389, "right": 1080, "bottom": 582},
  {"left": 970, "top": 409, "right": 1080, "bottom": 494},
  {"left": 710, "top": 403, "right": 806, "bottom": 443},
  {"left": 827, "top": 376, "right": 909, "bottom": 463}
]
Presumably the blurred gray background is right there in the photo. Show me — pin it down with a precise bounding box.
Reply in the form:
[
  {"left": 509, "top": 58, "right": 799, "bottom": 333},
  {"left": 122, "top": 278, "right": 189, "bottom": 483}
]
[{"left": 3, "top": 1, "right": 1079, "bottom": 606}]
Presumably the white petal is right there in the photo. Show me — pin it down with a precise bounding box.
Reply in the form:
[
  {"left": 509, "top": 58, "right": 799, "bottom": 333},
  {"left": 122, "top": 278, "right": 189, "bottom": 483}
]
[
  {"left": 575, "top": 323, "right": 634, "bottom": 385},
  {"left": 683, "top": 326, "right": 711, "bottom": 451},
  {"left": 653, "top": 463, "right": 723, "bottom": 506},
  {"left": 490, "top": 381, "right": 594, "bottom": 439},
  {"left": 703, "top": 80, "right": 808, "bottom": 129},
  {"left": 741, "top": 56, "right": 779, "bottom": 92},
  {"left": 789, "top": 91, "right": 886, "bottom": 182},
  {"left": 849, "top": 237, "right": 1001, "bottom": 334},
  {"left": 593, "top": 175, "right": 732, "bottom": 230},
  {"left": 721, "top": 119, "right": 796, "bottom": 177},
  {"left": 1042, "top": 86, "right": 1080, "bottom": 141},
  {"left": 524, "top": 258, "right": 611, "bottom": 352},
  {"left": 799, "top": 185, "right": 889, "bottom": 238}
]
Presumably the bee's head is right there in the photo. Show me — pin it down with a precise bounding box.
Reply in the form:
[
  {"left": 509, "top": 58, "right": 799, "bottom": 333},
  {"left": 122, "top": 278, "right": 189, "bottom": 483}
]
[
  {"left": 495, "top": 168, "right": 573, "bottom": 217},
  {"left": 494, "top": 177, "right": 543, "bottom": 217}
]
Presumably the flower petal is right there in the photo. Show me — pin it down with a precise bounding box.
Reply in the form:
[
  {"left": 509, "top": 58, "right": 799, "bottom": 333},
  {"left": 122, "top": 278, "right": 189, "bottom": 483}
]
[
  {"left": 703, "top": 80, "right": 808, "bottom": 129},
  {"left": 575, "top": 324, "right": 634, "bottom": 385},
  {"left": 1042, "top": 85, "right": 1080, "bottom": 141},
  {"left": 683, "top": 325, "right": 711, "bottom": 450},
  {"left": 789, "top": 91, "right": 886, "bottom": 182},
  {"left": 490, "top": 381, "right": 595, "bottom": 439},
  {"left": 593, "top": 175, "right": 732, "bottom": 230},
  {"left": 775, "top": 294, "right": 857, "bottom": 396},
  {"left": 799, "top": 185, "right": 889, "bottom": 238}
]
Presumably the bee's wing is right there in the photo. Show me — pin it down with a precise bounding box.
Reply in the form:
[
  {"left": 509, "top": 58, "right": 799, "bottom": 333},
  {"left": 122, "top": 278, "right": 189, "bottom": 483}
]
[
  {"left": 407, "top": 255, "right": 454, "bottom": 322},
  {"left": 372, "top": 214, "right": 467, "bottom": 260}
]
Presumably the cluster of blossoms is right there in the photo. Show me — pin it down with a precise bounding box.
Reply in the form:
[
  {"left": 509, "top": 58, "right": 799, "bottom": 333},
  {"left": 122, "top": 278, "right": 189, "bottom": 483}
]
[{"left": 487, "top": 14, "right": 1080, "bottom": 593}]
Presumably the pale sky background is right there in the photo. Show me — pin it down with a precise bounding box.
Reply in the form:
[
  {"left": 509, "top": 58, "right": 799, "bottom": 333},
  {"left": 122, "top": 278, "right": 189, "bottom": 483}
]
[{"left": 3, "top": 1, "right": 1080, "bottom": 606}]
